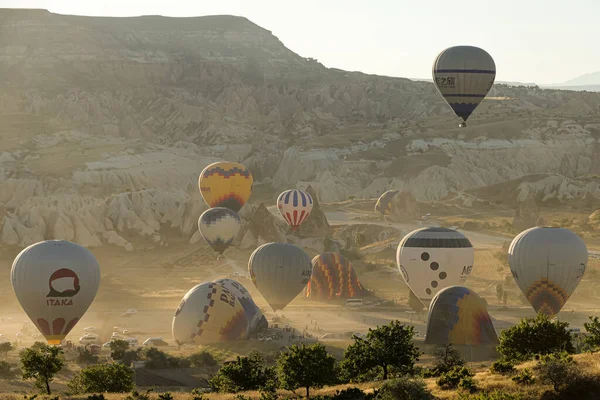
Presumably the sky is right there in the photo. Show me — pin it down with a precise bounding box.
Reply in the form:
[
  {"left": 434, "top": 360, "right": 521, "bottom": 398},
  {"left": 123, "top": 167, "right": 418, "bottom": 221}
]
[{"left": 2, "top": 0, "right": 599, "bottom": 84}]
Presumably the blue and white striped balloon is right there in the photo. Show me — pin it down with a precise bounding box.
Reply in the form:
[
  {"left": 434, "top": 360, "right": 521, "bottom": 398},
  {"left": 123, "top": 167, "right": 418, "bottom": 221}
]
[
  {"left": 277, "top": 189, "right": 314, "bottom": 231},
  {"left": 198, "top": 208, "right": 241, "bottom": 255},
  {"left": 432, "top": 45, "right": 496, "bottom": 127}
]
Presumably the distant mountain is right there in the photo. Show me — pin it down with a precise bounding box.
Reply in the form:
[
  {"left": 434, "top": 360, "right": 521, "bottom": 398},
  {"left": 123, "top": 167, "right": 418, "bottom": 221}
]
[{"left": 561, "top": 71, "right": 600, "bottom": 86}]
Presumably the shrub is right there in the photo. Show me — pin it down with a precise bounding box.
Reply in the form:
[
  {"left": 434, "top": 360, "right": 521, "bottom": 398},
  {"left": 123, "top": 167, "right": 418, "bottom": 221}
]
[
  {"left": 489, "top": 359, "right": 515, "bottom": 375},
  {"left": 0, "top": 361, "right": 14, "bottom": 379},
  {"left": 511, "top": 369, "right": 535, "bottom": 386},
  {"left": 497, "top": 314, "right": 574, "bottom": 362},
  {"left": 188, "top": 351, "right": 218, "bottom": 367},
  {"left": 210, "top": 351, "right": 276, "bottom": 393},
  {"left": 457, "top": 391, "right": 523, "bottom": 400},
  {"left": 376, "top": 376, "right": 434, "bottom": 400},
  {"left": 535, "top": 352, "right": 578, "bottom": 392},
  {"left": 436, "top": 366, "right": 475, "bottom": 390},
  {"left": 69, "top": 363, "right": 135, "bottom": 394},
  {"left": 77, "top": 347, "right": 99, "bottom": 364},
  {"left": 434, "top": 344, "right": 465, "bottom": 374}
]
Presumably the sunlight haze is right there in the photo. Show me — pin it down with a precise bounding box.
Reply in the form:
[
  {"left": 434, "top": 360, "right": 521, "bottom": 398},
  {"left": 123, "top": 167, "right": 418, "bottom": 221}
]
[{"left": 3, "top": 0, "right": 598, "bottom": 84}]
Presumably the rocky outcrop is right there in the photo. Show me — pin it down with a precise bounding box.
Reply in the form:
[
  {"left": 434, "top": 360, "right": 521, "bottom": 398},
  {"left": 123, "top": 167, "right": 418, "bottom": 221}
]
[
  {"left": 239, "top": 203, "right": 287, "bottom": 249},
  {"left": 1, "top": 11, "right": 600, "bottom": 249},
  {"left": 334, "top": 224, "right": 402, "bottom": 249},
  {"left": 512, "top": 197, "right": 541, "bottom": 232},
  {"left": 387, "top": 191, "right": 420, "bottom": 222},
  {"left": 296, "top": 185, "right": 332, "bottom": 238}
]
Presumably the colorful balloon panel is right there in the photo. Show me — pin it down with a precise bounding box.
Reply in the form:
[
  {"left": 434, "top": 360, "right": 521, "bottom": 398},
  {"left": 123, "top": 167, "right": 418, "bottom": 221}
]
[
  {"left": 198, "top": 161, "right": 253, "bottom": 212},
  {"left": 248, "top": 242, "right": 312, "bottom": 311},
  {"left": 305, "top": 252, "right": 366, "bottom": 301},
  {"left": 374, "top": 190, "right": 399, "bottom": 216},
  {"left": 277, "top": 189, "right": 313, "bottom": 230},
  {"left": 397, "top": 227, "right": 474, "bottom": 305},
  {"left": 432, "top": 45, "right": 496, "bottom": 124},
  {"left": 198, "top": 208, "right": 241, "bottom": 254},
  {"left": 215, "top": 278, "right": 268, "bottom": 334},
  {"left": 11, "top": 240, "right": 101, "bottom": 345},
  {"left": 425, "top": 286, "right": 498, "bottom": 346},
  {"left": 508, "top": 227, "right": 587, "bottom": 316},
  {"left": 172, "top": 282, "right": 249, "bottom": 345}
]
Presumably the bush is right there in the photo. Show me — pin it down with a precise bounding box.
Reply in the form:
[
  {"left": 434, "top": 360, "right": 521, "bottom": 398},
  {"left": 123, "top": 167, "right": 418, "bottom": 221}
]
[
  {"left": 140, "top": 347, "right": 190, "bottom": 369},
  {"left": 188, "top": 351, "right": 218, "bottom": 367},
  {"left": 497, "top": 314, "right": 574, "bottom": 362},
  {"left": 0, "top": 361, "right": 14, "bottom": 379},
  {"left": 332, "top": 387, "right": 375, "bottom": 400},
  {"left": 457, "top": 391, "right": 523, "bottom": 400},
  {"left": 511, "top": 369, "right": 535, "bottom": 386},
  {"left": 210, "top": 351, "right": 276, "bottom": 393},
  {"left": 77, "top": 347, "right": 99, "bottom": 364},
  {"left": 540, "top": 373, "right": 600, "bottom": 399},
  {"left": 535, "top": 352, "right": 578, "bottom": 392},
  {"left": 69, "top": 363, "right": 135, "bottom": 394},
  {"left": 434, "top": 344, "right": 465, "bottom": 374},
  {"left": 376, "top": 376, "right": 434, "bottom": 400},
  {"left": 436, "top": 366, "right": 475, "bottom": 390},
  {"left": 489, "top": 359, "right": 515, "bottom": 375}
]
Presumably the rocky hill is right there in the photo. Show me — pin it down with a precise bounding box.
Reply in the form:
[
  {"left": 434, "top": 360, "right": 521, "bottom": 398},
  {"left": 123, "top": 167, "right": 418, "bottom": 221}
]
[{"left": 1, "top": 9, "right": 600, "bottom": 249}]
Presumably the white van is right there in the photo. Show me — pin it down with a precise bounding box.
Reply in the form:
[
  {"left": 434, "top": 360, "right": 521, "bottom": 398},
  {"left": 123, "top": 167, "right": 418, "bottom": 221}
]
[
  {"left": 79, "top": 335, "right": 99, "bottom": 345},
  {"left": 345, "top": 298, "right": 363, "bottom": 308}
]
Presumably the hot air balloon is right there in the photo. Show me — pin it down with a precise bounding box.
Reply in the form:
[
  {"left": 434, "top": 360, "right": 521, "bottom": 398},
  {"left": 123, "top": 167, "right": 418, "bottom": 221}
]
[
  {"left": 215, "top": 278, "right": 268, "bottom": 334},
  {"left": 433, "top": 45, "right": 496, "bottom": 127},
  {"left": 397, "top": 227, "right": 474, "bottom": 306},
  {"left": 305, "top": 253, "right": 366, "bottom": 301},
  {"left": 248, "top": 242, "right": 312, "bottom": 311},
  {"left": 198, "top": 161, "right": 253, "bottom": 212},
  {"left": 277, "top": 189, "right": 313, "bottom": 231},
  {"left": 508, "top": 227, "right": 587, "bottom": 316},
  {"left": 425, "top": 286, "right": 498, "bottom": 346},
  {"left": 374, "top": 190, "right": 399, "bottom": 216},
  {"left": 11, "top": 240, "right": 101, "bottom": 345},
  {"left": 198, "top": 208, "right": 241, "bottom": 255},
  {"left": 172, "top": 282, "right": 249, "bottom": 345}
]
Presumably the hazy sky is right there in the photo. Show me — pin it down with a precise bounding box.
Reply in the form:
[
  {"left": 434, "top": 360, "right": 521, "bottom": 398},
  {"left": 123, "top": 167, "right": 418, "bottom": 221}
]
[{"left": 3, "top": 0, "right": 599, "bottom": 84}]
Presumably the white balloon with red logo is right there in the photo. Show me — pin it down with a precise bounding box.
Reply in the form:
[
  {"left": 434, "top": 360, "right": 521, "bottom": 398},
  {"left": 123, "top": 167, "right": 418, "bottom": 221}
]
[{"left": 11, "top": 240, "right": 101, "bottom": 345}]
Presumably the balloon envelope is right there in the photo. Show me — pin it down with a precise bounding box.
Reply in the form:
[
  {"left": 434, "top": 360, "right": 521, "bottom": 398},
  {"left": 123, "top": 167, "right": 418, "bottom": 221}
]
[
  {"left": 198, "top": 161, "right": 253, "bottom": 212},
  {"left": 508, "top": 227, "right": 587, "bottom": 316},
  {"left": 11, "top": 240, "right": 101, "bottom": 345},
  {"left": 248, "top": 242, "right": 312, "bottom": 311},
  {"left": 305, "top": 253, "right": 367, "bottom": 301},
  {"left": 277, "top": 189, "right": 313, "bottom": 230},
  {"left": 425, "top": 286, "right": 498, "bottom": 346},
  {"left": 172, "top": 282, "right": 249, "bottom": 345},
  {"left": 198, "top": 208, "right": 241, "bottom": 254},
  {"left": 374, "top": 190, "right": 399, "bottom": 216},
  {"left": 397, "top": 227, "right": 474, "bottom": 305},
  {"left": 432, "top": 45, "right": 496, "bottom": 124},
  {"left": 214, "top": 278, "right": 268, "bottom": 334}
]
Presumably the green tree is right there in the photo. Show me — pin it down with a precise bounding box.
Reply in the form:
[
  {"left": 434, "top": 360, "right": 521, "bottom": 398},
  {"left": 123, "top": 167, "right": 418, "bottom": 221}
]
[
  {"left": 433, "top": 344, "right": 465, "bottom": 374},
  {"left": 341, "top": 320, "right": 421, "bottom": 381},
  {"left": 583, "top": 316, "right": 600, "bottom": 352},
  {"left": 496, "top": 314, "right": 574, "bottom": 362},
  {"left": 110, "top": 339, "right": 130, "bottom": 361},
  {"left": 209, "top": 351, "right": 275, "bottom": 393},
  {"left": 277, "top": 343, "right": 336, "bottom": 399},
  {"left": 69, "top": 363, "right": 135, "bottom": 394},
  {"left": 0, "top": 342, "right": 13, "bottom": 359},
  {"left": 20, "top": 344, "right": 64, "bottom": 394},
  {"left": 77, "top": 347, "right": 99, "bottom": 364}
]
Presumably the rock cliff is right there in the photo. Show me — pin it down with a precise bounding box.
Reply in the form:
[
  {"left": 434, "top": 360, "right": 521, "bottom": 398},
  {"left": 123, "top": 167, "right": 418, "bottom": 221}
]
[{"left": 1, "top": 10, "right": 600, "bottom": 249}]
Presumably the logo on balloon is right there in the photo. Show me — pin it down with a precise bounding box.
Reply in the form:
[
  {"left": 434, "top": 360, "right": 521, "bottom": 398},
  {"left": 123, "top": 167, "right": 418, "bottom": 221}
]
[{"left": 47, "top": 268, "right": 80, "bottom": 298}]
